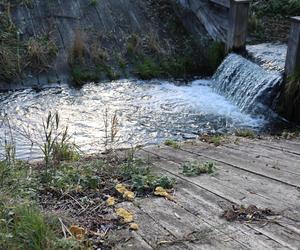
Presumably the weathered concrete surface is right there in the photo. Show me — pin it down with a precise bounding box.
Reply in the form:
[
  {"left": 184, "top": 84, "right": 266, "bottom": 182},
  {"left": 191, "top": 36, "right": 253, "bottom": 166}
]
[{"left": 0, "top": 0, "right": 210, "bottom": 90}]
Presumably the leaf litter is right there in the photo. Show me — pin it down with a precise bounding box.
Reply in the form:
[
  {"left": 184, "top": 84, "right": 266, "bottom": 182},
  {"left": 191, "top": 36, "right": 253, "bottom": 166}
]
[{"left": 222, "top": 205, "right": 278, "bottom": 223}]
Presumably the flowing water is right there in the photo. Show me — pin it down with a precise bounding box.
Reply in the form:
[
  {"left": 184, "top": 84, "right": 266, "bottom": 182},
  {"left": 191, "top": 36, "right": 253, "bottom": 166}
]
[
  {"left": 213, "top": 53, "right": 283, "bottom": 115},
  {"left": 0, "top": 44, "right": 287, "bottom": 160},
  {"left": 0, "top": 79, "right": 266, "bottom": 159}
]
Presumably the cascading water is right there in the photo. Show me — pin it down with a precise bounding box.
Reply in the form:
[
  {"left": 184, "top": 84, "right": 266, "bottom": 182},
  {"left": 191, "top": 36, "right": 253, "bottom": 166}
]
[
  {"left": 0, "top": 44, "right": 288, "bottom": 160},
  {"left": 212, "top": 53, "right": 283, "bottom": 116}
]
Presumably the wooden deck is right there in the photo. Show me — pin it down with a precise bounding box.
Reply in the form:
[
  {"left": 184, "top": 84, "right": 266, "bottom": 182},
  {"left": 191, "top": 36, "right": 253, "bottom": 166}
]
[{"left": 115, "top": 137, "right": 300, "bottom": 250}]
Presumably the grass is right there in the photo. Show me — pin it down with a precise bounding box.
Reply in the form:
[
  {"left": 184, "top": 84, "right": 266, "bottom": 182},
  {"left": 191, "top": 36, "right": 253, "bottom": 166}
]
[
  {"left": 0, "top": 111, "right": 176, "bottom": 248},
  {"left": 0, "top": 8, "right": 58, "bottom": 83},
  {"left": 25, "top": 36, "right": 58, "bottom": 73},
  {"left": 164, "top": 139, "right": 181, "bottom": 149},
  {"left": 200, "top": 134, "right": 226, "bottom": 147},
  {"left": 0, "top": 202, "right": 78, "bottom": 250},
  {"left": 235, "top": 129, "right": 256, "bottom": 139},
  {"left": 181, "top": 161, "right": 216, "bottom": 177}
]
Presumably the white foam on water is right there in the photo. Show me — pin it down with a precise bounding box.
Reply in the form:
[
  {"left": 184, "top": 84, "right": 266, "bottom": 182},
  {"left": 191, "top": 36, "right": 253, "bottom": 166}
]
[{"left": 0, "top": 79, "right": 265, "bottom": 159}]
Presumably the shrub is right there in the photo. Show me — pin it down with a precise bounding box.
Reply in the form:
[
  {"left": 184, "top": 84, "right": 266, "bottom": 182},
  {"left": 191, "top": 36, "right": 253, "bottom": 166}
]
[{"left": 251, "top": 0, "right": 300, "bottom": 17}]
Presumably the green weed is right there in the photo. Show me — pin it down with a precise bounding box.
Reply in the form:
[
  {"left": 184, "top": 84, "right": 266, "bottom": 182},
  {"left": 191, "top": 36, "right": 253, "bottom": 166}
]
[
  {"left": 0, "top": 202, "right": 78, "bottom": 250},
  {"left": 235, "top": 129, "right": 256, "bottom": 139},
  {"left": 181, "top": 161, "right": 216, "bottom": 177},
  {"left": 200, "top": 134, "right": 226, "bottom": 147},
  {"left": 121, "top": 159, "right": 175, "bottom": 194},
  {"left": 164, "top": 139, "right": 181, "bottom": 149}
]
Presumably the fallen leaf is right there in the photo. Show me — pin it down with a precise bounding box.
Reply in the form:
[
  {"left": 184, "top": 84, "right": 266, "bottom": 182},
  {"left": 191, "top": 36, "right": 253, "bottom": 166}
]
[
  {"left": 107, "top": 196, "right": 116, "bottom": 206},
  {"left": 75, "top": 185, "right": 82, "bottom": 192},
  {"left": 115, "top": 183, "right": 127, "bottom": 194},
  {"left": 70, "top": 225, "right": 85, "bottom": 240},
  {"left": 116, "top": 208, "right": 134, "bottom": 223},
  {"left": 154, "top": 186, "right": 174, "bottom": 200},
  {"left": 123, "top": 190, "right": 135, "bottom": 201},
  {"left": 129, "top": 223, "right": 139, "bottom": 230}
]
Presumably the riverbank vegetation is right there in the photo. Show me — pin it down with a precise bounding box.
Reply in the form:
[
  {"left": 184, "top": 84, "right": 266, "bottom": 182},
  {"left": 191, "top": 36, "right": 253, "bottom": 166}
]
[
  {"left": 0, "top": 0, "right": 224, "bottom": 88},
  {"left": 0, "top": 112, "right": 176, "bottom": 249},
  {"left": 278, "top": 74, "right": 300, "bottom": 124},
  {"left": 249, "top": 0, "right": 300, "bottom": 43}
]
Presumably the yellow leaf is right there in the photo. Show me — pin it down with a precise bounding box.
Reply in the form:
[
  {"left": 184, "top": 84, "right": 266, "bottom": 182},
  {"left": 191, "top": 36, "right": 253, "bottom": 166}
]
[
  {"left": 154, "top": 187, "right": 174, "bottom": 201},
  {"left": 69, "top": 225, "right": 85, "bottom": 240},
  {"left": 123, "top": 190, "right": 135, "bottom": 201},
  {"left": 115, "top": 183, "right": 127, "bottom": 194},
  {"left": 116, "top": 208, "right": 134, "bottom": 223},
  {"left": 75, "top": 185, "right": 82, "bottom": 192},
  {"left": 107, "top": 196, "right": 116, "bottom": 206},
  {"left": 129, "top": 223, "right": 139, "bottom": 230}
]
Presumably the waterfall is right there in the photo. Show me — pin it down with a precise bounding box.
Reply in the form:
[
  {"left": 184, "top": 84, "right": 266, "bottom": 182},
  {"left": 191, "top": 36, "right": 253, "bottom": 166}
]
[{"left": 212, "top": 53, "right": 283, "bottom": 115}]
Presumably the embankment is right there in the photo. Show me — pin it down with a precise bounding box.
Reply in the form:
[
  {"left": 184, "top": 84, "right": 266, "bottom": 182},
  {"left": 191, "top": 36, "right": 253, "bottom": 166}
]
[{"left": 0, "top": 0, "right": 220, "bottom": 90}]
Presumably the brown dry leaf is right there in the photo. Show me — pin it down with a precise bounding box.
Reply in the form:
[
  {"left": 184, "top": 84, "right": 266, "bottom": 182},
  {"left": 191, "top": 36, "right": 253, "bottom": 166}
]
[
  {"left": 69, "top": 225, "right": 85, "bottom": 240},
  {"left": 129, "top": 223, "right": 139, "bottom": 230},
  {"left": 154, "top": 186, "right": 174, "bottom": 201},
  {"left": 115, "top": 183, "right": 127, "bottom": 194},
  {"left": 107, "top": 196, "right": 116, "bottom": 206},
  {"left": 116, "top": 208, "right": 134, "bottom": 223},
  {"left": 123, "top": 190, "right": 135, "bottom": 201}
]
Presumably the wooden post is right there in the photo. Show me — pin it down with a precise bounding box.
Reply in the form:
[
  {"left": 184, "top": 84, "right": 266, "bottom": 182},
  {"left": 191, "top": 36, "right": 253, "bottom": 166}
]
[
  {"left": 227, "top": 0, "right": 250, "bottom": 52},
  {"left": 285, "top": 17, "right": 300, "bottom": 77}
]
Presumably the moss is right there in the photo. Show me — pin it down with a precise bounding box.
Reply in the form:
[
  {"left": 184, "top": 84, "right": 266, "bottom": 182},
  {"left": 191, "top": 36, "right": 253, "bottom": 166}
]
[
  {"left": 278, "top": 74, "right": 300, "bottom": 123},
  {"left": 70, "top": 65, "right": 100, "bottom": 86},
  {"left": 134, "top": 56, "right": 161, "bottom": 80},
  {"left": 207, "top": 41, "right": 225, "bottom": 72}
]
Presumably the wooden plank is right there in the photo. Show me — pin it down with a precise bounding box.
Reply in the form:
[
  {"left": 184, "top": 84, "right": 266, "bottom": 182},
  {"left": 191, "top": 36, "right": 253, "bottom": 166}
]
[
  {"left": 113, "top": 230, "right": 153, "bottom": 250},
  {"left": 222, "top": 142, "right": 300, "bottom": 175},
  {"left": 245, "top": 138, "right": 300, "bottom": 156},
  {"left": 115, "top": 202, "right": 176, "bottom": 248},
  {"left": 137, "top": 147, "right": 300, "bottom": 225},
  {"left": 136, "top": 152, "right": 300, "bottom": 249},
  {"left": 141, "top": 145, "right": 300, "bottom": 210},
  {"left": 180, "top": 141, "right": 300, "bottom": 188},
  {"left": 137, "top": 197, "right": 250, "bottom": 249},
  {"left": 144, "top": 165, "right": 292, "bottom": 250}
]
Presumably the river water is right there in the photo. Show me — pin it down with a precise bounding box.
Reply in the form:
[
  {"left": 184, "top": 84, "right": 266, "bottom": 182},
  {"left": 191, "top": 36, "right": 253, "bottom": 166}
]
[{"left": 0, "top": 79, "right": 266, "bottom": 160}]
